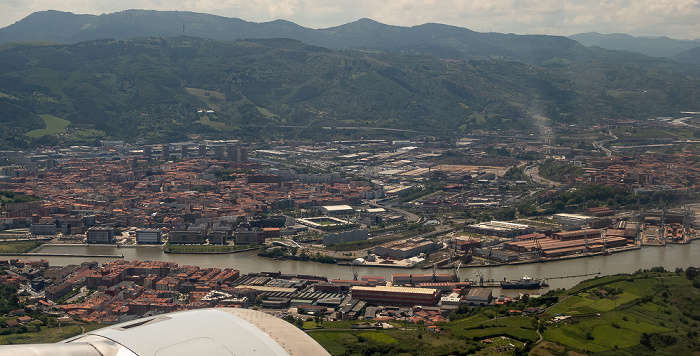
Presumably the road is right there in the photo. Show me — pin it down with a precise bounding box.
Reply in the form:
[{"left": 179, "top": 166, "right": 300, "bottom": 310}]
[
  {"left": 369, "top": 199, "right": 421, "bottom": 222},
  {"left": 523, "top": 165, "right": 559, "bottom": 187},
  {"left": 593, "top": 129, "right": 618, "bottom": 157}
]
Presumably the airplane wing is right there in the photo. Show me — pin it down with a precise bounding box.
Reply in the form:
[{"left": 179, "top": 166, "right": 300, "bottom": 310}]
[{"left": 0, "top": 308, "right": 330, "bottom": 356}]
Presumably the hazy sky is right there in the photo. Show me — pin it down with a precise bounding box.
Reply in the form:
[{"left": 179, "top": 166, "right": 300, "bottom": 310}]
[{"left": 2, "top": 0, "right": 700, "bottom": 39}]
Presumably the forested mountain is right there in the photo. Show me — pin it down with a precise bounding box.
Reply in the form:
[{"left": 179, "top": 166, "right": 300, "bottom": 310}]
[
  {"left": 569, "top": 32, "right": 700, "bottom": 58},
  {"left": 672, "top": 47, "right": 700, "bottom": 66},
  {"left": 1, "top": 36, "right": 700, "bottom": 147},
  {"left": 1, "top": 10, "right": 696, "bottom": 69}
]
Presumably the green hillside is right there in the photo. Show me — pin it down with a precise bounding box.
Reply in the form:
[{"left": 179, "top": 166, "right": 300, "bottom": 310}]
[
  {"left": 306, "top": 267, "right": 700, "bottom": 355},
  {"left": 1, "top": 37, "right": 699, "bottom": 147},
  {"left": 25, "top": 114, "right": 70, "bottom": 138}
]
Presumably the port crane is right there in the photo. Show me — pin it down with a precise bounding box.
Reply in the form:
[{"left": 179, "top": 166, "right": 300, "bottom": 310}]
[
  {"left": 659, "top": 198, "right": 667, "bottom": 243},
  {"left": 534, "top": 235, "right": 542, "bottom": 260},
  {"left": 452, "top": 261, "right": 461, "bottom": 282},
  {"left": 683, "top": 204, "right": 692, "bottom": 243},
  {"left": 475, "top": 269, "right": 485, "bottom": 287}
]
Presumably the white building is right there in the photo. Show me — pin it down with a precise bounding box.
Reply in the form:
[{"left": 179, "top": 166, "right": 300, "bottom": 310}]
[{"left": 319, "top": 205, "right": 354, "bottom": 216}]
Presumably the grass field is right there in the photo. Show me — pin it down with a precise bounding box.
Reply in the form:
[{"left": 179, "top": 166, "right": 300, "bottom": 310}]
[
  {"left": 0, "top": 241, "right": 42, "bottom": 253},
  {"left": 309, "top": 327, "right": 485, "bottom": 356},
  {"left": 186, "top": 87, "right": 225, "bottom": 112},
  {"left": 0, "top": 324, "right": 103, "bottom": 345},
  {"left": 25, "top": 115, "right": 70, "bottom": 138},
  {"left": 194, "top": 115, "right": 230, "bottom": 131},
  {"left": 540, "top": 272, "right": 699, "bottom": 354},
  {"left": 445, "top": 316, "right": 540, "bottom": 343},
  {"left": 256, "top": 106, "right": 279, "bottom": 121}
]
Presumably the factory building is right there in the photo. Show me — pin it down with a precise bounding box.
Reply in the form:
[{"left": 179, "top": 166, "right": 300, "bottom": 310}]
[
  {"left": 553, "top": 213, "right": 610, "bottom": 230},
  {"left": 503, "top": 234, "right": 628, "bottom": 257},
  {"left": 465, "top": 288, "right": 492, "bottom": 306},
  {"left": 464, "top": 221, "right": 534, "bottom": 238},
  {"left": 551, "top": 229, "right": 602, "bottom": 241},
  {"left": 351, "top": 285, "right": 441, "bottom": 306},
  {"left": 375, "top": 238, "right": 440, "bottom": 259},
  {"left": 392, "top": 273, "right": 455, "bottom": 286}
]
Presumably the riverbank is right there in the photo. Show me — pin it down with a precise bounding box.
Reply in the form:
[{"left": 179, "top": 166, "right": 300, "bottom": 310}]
[
  {"left": 0, "top": 252, "right": 124, "bottom": 258},
  {"left": 338, "top": 261, "right": 414, "bottom": 268},
  {"left": 164, "top": 247, "right": 259, "bottom": 254}
]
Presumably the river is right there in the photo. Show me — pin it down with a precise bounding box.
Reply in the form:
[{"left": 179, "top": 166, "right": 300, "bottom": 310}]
[{"left": 6, "top": 241, "right": 699, "bottom": 293}]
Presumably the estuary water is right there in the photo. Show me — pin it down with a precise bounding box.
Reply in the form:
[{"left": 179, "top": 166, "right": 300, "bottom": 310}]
[{"left": 7, "top": 241, "right": 696, "bottom": 293}]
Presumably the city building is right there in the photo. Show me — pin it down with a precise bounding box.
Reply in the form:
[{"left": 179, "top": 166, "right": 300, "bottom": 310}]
[
  {"left": 319, "top": 205, "right": 354, "bottom": 216},
  {"left": 87, "top": 227, "right": 114, "bottom": 244},
  {"left": 29, "top": 223, "right": 57, "bottom": 235},
  {"left": 323, "top": 229, "right": 369, "bottom": 245},
  {"left": 135, "top": 229, "right": 162, "bottom": 244},
  {"left": 169, "top": 227, "right": 205, "bottom": 244}
]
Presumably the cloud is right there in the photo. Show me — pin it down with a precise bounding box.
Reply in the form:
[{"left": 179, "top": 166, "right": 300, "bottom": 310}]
[{"left": 1, "top": 0, "right": 699, "bottom": 39}]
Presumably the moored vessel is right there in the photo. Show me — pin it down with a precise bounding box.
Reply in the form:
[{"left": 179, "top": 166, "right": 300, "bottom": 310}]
[{"left": 500, "top": 274, "right": 543, "bottom": 289}]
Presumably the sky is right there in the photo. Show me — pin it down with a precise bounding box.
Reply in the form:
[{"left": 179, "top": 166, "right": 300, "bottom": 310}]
[{"left": 2, "top": 0, "right": 700, "bottom": 40}]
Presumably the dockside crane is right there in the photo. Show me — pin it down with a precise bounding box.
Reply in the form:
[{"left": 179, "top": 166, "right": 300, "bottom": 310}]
[
  {"left": 452, "top": 261, "right": 461, "bottom": 282},
  {"left": 683, "top": 204, "right": 693, "bottom": 243},
  {"left": 475, "top": 269, "right": 485, "bottom": 287},
  {"left": 534, "top": 235, "right": 542, "bottom": 260},
  {"left": 635, "top": 199, "right": 644, "bottom": 245},
  {"left": 660, "top": 198, "right": 667, "bottom": 243}
]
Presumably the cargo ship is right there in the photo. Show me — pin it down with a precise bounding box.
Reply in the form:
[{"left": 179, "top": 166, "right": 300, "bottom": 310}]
[{"left": 500, "top": 275, "right": 543, "bottom": 289}]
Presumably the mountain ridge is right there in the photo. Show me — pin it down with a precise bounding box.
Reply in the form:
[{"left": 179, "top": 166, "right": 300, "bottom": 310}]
[
  {"left": 0, "top": 10, "right": 592, "bottom": 66},
  {"left": 569, "top": 31, "right": 700, "bottom": 58},
  {"left": 5, "top": 10, "right": 700, "bottom": 66}
]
